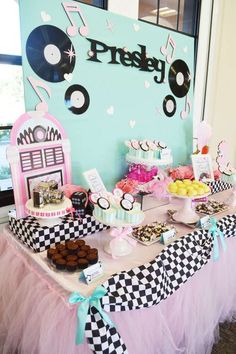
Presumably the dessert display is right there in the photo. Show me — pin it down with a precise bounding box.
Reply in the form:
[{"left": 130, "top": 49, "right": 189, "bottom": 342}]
[
  {"left": 91, "top": 189, "right": 144, "bottom": 225},
  {"left": 125, "top": 139, "right": 173, "bottom": 167},
  {"left": 195, "top": 200, "right": 228, "bottom": 215},
  {"left": 132, "top": 222, "right": 176, "bottom": 245},
  {"left": 167, "top": 179, "right": 211, "bottom": 197},
  {"left": 166, "top": 179, "right": 211, "bottom": 224},
  {"left": 46, "top": 239, "right": 98, "bottom": 272}
]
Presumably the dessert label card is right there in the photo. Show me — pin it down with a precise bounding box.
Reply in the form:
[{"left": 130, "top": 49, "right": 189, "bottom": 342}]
[
  {"left": 191, "top": 154, "right": 214, "bottom": 182},
  {"left": 199, "top": 215, "right": 211, "bottom": 229},
  {"left": 160, "top": 228, "right": 176, "bottom": 245},
  {"left": 83, "top": 168, "right": 107, "bottom": 193},
  {"left": 82, "top": 261, "right": 103, "bottom": 284}
]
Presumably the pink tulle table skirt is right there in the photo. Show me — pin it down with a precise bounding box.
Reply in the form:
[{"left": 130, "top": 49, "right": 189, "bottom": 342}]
[{"left": 1, "top": 231, "right": 236, "bottom": 354}]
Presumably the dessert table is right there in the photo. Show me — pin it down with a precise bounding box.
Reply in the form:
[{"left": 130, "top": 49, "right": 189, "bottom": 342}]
[{"left": 0, "top": 189, "right": 236, "bottom": 354}]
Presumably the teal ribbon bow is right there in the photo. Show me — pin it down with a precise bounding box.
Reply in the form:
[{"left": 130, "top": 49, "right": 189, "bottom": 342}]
[
  {"left": 68, "top": 285, "right": 115, "bottom": 345},
  {"left": 208, "top": 217, "right": 227, "bottom": 261}
]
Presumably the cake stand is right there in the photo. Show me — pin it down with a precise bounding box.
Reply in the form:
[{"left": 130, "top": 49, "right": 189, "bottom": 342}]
[
  {"left": 25, "top": 197, "right": 72, "bottom": 226},
  {"left": 126, "top": 154, "right": 173, "bottom": 168},
  {"left": 168, "top": 192, "right": 210, "bottom": 224},
  {"left": 93, "top": 212, "right": 145, "bottom": 258}
]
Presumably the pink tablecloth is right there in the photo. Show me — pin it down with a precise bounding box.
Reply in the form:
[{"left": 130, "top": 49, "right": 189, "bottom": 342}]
[
  {"left": 1, "top": 232, "right": 236, "bottom": 354},
  {"left": 1, "top": 190, "right": 236, "bottom": 354}
]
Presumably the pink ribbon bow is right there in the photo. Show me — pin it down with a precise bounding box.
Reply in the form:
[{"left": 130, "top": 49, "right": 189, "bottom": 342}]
[
  {"left": 109, "top": 227, "right": 137, "bottom": 259},
  {"left": 66, "top": 207, "right": 76, "bottom": 219}
]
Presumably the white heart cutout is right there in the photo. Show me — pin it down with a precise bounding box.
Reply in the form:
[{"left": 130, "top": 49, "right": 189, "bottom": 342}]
[
  {"left": 133, "top": 23, "right": 140, "bottom": 32},
  {"left": 64, "top": 73, "right": 73, "bottom": 82},
  {"left": 41, "top": 11, "right": 51, "bottom": 22},
  {"left": 107, "top": 105, "right": 114, "bottom": 115},
  {"left": 129, "top": 120, "right": 136, "bottom": 128},
  {"left": 144, "top": 80, "right": 150, "bottom": 88}
]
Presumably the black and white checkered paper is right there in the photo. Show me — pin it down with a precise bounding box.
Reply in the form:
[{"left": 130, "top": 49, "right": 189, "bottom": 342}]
[
  {"left": 8, "top": 211, "right": 108, "bottom": 252},
  {"left": 85, "top": 213, "right": 236, "bottom": 354},
  {"left": 208, "top": 180, "right": 232, "bottom": 194}
]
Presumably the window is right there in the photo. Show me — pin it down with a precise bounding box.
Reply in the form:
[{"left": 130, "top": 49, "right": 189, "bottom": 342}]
[
  {"left": 76, "top": 0, "right": 108, "bottom": 9},
  {"left": 139, "top": 0, "right": 201, "bottom": 37},
  {"left": 0, "top": 1, "right": 25, "bottom": 207}
]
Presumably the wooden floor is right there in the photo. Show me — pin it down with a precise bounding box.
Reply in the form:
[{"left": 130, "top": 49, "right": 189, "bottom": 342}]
[{"left": 212, "top": 321, "right": 236, "bottom": 354}]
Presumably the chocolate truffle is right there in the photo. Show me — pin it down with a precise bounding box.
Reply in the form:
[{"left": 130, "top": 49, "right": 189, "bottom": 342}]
[
  {"left": 77, "top": 251, "right": 87, "bottom": 258},
  {"left": 75, "top": 239, "right": 85, "bottom": 247},
  {"left": 78, "top": 258, "right": 89, "bottom": 269},
  {"left": 51, "top": 253, "right": 63, "bottom": 264},
  {"left": 66, "top": 255, "right": 78, "bottom": 262},
  {"left": 60, "top": 249, "right": 69, "bottom": 258},
  {"left": 66, "top": 242, "right": 78, "bottom": 255},
  {"left": 87, "top": 253, "right": 98, "bottom": 265},
  {"left": 66, "top": 261, "right": 78, "bottom": 272},
  {"left": 88, "top": 248, "right": 98, "bottom": 255},
  {"left": 56, "top": 243, "right": 66, "bottom": 252},
  {"left": 55, "top": 258, "right": 66, "bottom": 270},
  {"left": 47, "top": 248, "right": 57, "bottom": 259},
  {"left": 80, "top": 245, "right": 91, "bottom": 252}
]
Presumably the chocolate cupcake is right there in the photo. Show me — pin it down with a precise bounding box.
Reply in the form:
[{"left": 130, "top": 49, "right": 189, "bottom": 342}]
[
  {"left": 75, "top": 239, "right": 86, "bottom": 247},
  {"left": 77, "top": 250, "right": 87, "bottom": 258},
  {"left": 60, "top": 249, "right": 69, "bottom": 258},
  {"left": 47, "top": 248, "right": 57, "bottom": 259},
  {"left": 55, "top": 258, "right": 66, "bottom": 270},
  {"left": 87, "top": 253, "right": 98, "bottom": 265},
  {"left": 80, "top": 245, "right": 91, "bottom": 252},
  {"left": 51, "top": 253, "right": 63, "bottom": 264},
  {"left": 66, "top": 261, "right": 78, "bottom": 272},
  {"left": 78, "top": 258, "right": 89, "bottom": 269},
  {"left": 66, "top": 242, "right": 78, "bottom": 255},
  {"left": 56, "top": 243, "right": 66, "bottom": 252},
  {"left": 66, "top": 255, "right": 78, "bottom": 262}
]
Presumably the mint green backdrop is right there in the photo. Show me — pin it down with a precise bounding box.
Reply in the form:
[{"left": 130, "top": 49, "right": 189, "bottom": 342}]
[{"left": 19, "top": 1, "right": 194, "bottom": 189}]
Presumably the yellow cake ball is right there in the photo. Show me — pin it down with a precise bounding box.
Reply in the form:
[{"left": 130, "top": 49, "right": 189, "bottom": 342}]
[
  {"left": 183, "top": 179, "right": 192, "bottom": 185},
  {"left": 177, "top": 188, "right": 187, "bottom": 196}
]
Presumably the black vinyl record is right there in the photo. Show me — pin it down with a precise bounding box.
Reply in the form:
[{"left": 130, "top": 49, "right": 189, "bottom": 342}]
[
  {"left": 163, "top": 95, "right": 176, "bottom": 117},
  {"left": 168, "top": 60, "right": 191, "bottom": 98},
  {"left": 65, "top": 84, "right": 90, "bottom": 114},
  {"left": 26, "top": 25, "right": 76, "bottom": 82}
]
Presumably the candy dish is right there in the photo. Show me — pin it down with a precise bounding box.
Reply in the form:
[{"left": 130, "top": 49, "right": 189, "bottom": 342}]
[
  {"left": 130, "top": 222, "right": 175, "bottom": 246},
  {"left": 195, "top": 200, "right": 229, "bottom": 216},
  {"left": 168, "top": 192, "right": 210, "bottom": 224},
  {"left": 93, "top": 212, "right": 145, "bottom": 257}
]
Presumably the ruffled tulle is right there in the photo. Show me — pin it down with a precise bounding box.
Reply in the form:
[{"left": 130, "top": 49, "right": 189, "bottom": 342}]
[{"left": 1, "top": 234, "right": 236, "bottom": 354}]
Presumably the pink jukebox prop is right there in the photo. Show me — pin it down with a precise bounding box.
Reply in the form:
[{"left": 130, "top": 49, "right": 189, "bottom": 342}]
[{"left": 7, "top": 111, "right": 72, "bottom": 219}]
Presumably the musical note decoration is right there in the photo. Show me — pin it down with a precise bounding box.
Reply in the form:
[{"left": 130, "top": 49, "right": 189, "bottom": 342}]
[
  {"left": 62, "top": 1, "right": 89, "bottom": 37},
  {"left": 180, "top": 95, "right": 191, "bottom": 119},
  {"left": 28, "top": 76, "right": 51, "bottom": 112},
  {"left": 160, "top": 34, "right": 176, "bottom": 64},
  {"left": 216, "top": 141, "right": 235, "bottom": 175}
]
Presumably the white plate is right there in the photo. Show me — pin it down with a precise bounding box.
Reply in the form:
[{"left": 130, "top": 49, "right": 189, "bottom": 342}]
[{"left": 129, "top": 233, "right": 161, "bottom": 246}]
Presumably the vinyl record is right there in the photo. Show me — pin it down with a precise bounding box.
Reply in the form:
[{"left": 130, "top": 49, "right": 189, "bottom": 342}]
[
  {"left": 26, "top": 25, "right": 76, "bottom": 82},
  {"left": 163, "top": 95, "right": 176, "bottom": 117},
  {"left": 168, "top": 60, "right": 191, "bottom": 98},
  {"left": 65, "top": 84, "right": 90, "bottom": 114}
]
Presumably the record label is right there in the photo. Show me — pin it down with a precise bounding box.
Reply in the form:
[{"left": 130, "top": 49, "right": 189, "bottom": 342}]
[
  {"left": 168, "top": 60, "right": 191, "bottom": 98},
  {"left": 65, "top": 84, "right": 90, "bottom": 114},
  {"left": 26, "top": 25, "right": 76, "bottom": 82},
  {"left": 163, "top": 95, "right": 176, "bottom": 117}
]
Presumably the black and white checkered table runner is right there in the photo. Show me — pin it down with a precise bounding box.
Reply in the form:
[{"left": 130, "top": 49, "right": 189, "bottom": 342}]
[{"left": 84, "top": 213, "right": 236, "bottom": 354}]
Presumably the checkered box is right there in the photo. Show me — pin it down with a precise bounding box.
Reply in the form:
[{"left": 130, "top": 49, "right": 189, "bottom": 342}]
[
  {"left": 8, "top": 210, "right": 108, "bottom": 252},
  {"left": 207, "top": 180, "right": 232, "bottom": 194}
]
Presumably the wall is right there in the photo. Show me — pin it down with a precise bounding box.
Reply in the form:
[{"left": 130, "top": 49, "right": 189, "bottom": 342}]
[
  {"left": 19, "top": 1, "right": 194, "bottom": 190},
  {"left": 205, "top": 0, "right": 236, "bottom": 167}
]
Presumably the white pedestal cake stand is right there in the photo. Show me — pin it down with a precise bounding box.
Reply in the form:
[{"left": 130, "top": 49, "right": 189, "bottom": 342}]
[
  {"left": 25, "top": 197, "right": 72, "bottom": 227},
  {"left": 169, "top": 192, "right": 210, "bottom": 224},
  {"left": 93, "top": 212, "right": 145, "bottom": 257}
]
